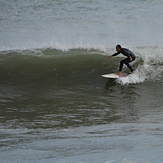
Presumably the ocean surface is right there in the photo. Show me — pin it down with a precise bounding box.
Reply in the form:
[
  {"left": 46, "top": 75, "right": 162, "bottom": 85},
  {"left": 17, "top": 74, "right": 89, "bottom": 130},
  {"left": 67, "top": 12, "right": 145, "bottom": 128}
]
[{"left": 1, "top": 0, "right": 163, "bottom": 163}]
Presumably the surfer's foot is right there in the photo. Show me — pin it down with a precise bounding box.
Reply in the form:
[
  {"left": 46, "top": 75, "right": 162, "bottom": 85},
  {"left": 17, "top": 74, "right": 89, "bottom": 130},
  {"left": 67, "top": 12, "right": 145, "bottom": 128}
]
[
  {"left": 114, "top": 71, "right": 121, "bottom": 75},
  {"left": 129, "top": 71, "right": 134, "bottom": 74}
]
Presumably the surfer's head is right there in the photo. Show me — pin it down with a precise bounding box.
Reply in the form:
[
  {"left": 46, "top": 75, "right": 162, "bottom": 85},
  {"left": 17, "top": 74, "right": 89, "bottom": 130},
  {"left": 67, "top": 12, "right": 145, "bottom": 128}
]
[{"left": 116, "top": 44, "right": 122, "bottom": 52}]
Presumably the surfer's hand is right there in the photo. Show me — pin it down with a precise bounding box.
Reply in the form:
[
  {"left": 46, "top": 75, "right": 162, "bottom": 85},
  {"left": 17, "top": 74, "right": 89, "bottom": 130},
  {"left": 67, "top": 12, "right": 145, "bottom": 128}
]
[
  {"left": 130, "top": 57, "right": 133, "bottom": 61},
  {"left": 109, "top": 55, "right": 112, "bottom": 58}
]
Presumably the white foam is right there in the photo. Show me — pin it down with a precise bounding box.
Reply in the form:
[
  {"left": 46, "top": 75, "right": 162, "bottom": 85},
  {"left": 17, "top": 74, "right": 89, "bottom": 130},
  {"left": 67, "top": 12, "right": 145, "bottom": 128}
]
[{"left": 117, "top": 63, "right": 163, "bottom": 85}]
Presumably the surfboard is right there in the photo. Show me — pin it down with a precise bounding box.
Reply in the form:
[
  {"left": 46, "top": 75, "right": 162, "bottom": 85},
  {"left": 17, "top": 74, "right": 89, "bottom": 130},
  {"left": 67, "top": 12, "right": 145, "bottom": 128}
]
[{"left": 102, "top": 72, "right": 131, "bottom": 79}]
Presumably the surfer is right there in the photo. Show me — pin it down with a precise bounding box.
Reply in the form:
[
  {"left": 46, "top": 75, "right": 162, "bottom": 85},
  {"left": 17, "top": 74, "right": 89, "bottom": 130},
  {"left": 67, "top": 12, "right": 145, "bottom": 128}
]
[{"left": 109, "top": 45, "right": 136, "bottom": 75}]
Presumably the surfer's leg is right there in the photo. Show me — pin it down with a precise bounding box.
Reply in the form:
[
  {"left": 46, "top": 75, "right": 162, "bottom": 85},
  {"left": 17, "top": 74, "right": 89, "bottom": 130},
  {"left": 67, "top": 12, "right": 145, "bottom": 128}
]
[
  {"left": 119, "top": 59, "right": 126, "bottom": 71},
  {"left": 126, "top": 63, "right": 133, "bottom": 72},
  {"left": 118, "top": 58, "right": 134, "bottom": 74},
  {"left": 123, "top": 58, "right": 133, "bottom": 72}
]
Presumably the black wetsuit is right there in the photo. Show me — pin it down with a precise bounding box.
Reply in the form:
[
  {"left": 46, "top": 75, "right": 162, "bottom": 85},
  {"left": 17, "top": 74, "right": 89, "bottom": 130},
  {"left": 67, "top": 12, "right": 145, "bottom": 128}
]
[{"left": 112, "top": 48, "right": 136, "bottom": 72}]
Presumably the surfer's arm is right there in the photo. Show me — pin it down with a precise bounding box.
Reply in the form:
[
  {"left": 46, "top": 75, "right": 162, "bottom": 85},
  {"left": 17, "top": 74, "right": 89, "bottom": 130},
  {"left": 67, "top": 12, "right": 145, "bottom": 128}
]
[
  {"left": 109, "top": 52, "right": 120, "bottom": 58},
  {"left": 129, "top": 56, "right": 133, "bottom": 61},
  {"left": 112, "top": 52, "right": 120, "bottom": 56}
]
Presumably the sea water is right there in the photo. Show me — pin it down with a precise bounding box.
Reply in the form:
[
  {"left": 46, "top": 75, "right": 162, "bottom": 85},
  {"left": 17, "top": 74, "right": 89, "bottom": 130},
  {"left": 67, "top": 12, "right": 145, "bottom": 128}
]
[{"left": 1, "top": 0, "right": 163, "bottom": 163}]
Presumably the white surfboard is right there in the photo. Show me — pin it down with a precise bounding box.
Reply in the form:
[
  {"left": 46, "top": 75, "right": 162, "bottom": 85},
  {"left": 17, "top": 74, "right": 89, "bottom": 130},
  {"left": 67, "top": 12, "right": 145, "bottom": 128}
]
[{"left": 102, "top": 72, "right": 130, "bottom": 79}]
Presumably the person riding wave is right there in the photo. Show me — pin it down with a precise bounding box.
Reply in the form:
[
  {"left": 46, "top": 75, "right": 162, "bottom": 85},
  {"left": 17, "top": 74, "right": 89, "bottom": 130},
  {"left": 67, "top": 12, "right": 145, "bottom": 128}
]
[{"left": 109, "top": 45, "right": 136, "bottom": 75}]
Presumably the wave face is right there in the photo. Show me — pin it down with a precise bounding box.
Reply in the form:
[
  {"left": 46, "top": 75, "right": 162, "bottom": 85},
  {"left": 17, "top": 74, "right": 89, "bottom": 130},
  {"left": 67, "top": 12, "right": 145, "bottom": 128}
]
[
  {"left": 0, "top": 47, "right": 163, "bottom": 85},
  {"left": 0, "top": 49, "right": 113, "bottom": 87}
]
